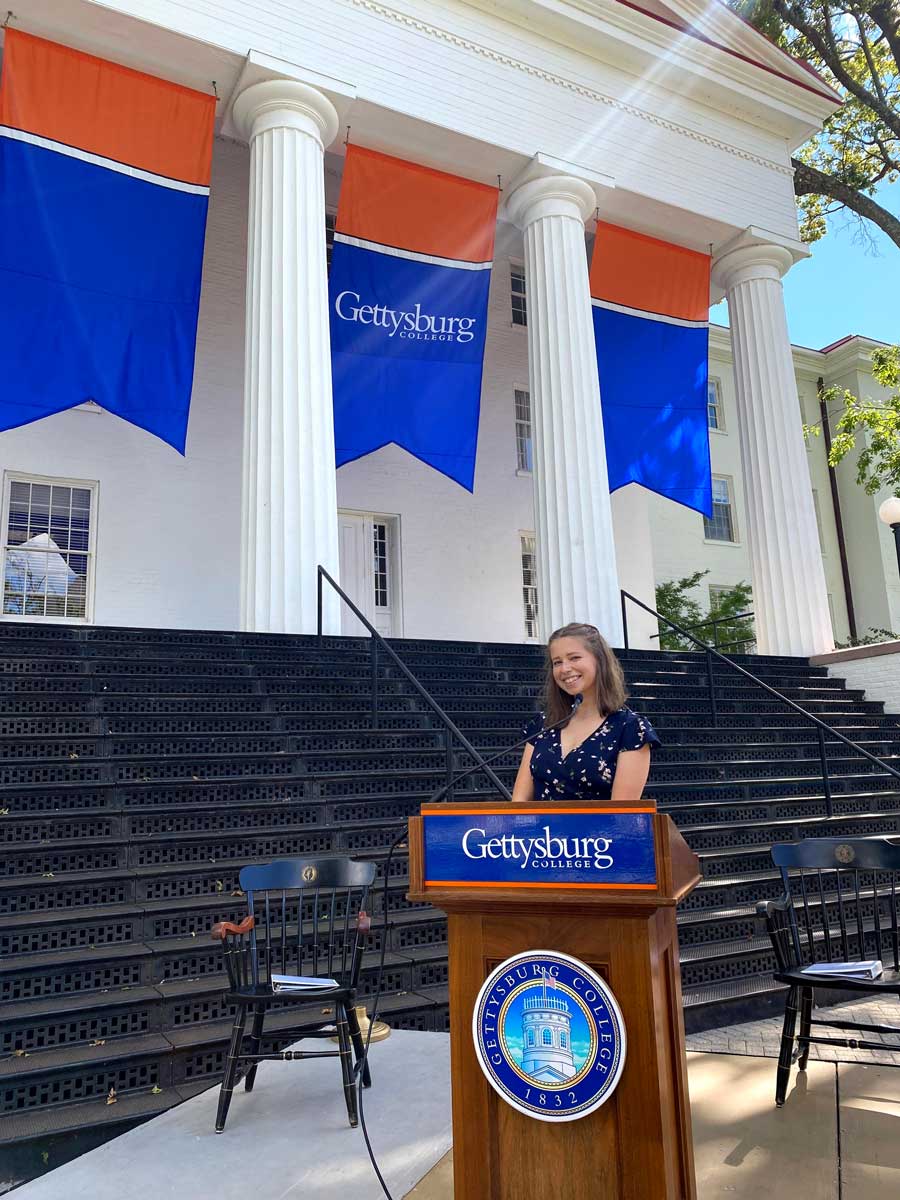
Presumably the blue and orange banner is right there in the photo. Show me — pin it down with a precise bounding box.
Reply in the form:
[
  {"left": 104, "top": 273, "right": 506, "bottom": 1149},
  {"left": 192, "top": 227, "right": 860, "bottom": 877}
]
[
  {"left": 0, "top": 31, "right": 215, "bottom": 452},
  {"left": 329, "top": 146, "right": 499, "bottom": 490},
  {"left": 591, "top": 223, "right": 712, "bottom": 516}
]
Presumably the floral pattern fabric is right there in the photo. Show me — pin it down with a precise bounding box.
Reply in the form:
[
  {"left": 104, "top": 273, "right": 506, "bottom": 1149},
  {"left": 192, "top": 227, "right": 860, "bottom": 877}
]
[{"left": 523, "top": 706, "right": 661, "bottom": 801}]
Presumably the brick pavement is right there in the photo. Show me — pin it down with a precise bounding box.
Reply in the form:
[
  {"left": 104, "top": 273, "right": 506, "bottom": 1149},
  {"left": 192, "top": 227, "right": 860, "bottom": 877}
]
[{"left": 686, "top": 995, "right": 900, "bottom": 1065}]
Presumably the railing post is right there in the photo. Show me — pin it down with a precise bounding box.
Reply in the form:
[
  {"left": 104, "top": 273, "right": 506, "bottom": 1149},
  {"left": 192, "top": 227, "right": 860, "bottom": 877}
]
[
  {"left": 818, "top": 725, "right": 834, "bottom": 818},
  {"left": 706, "top": 648, "right": 718, "bottom": 728},
  {"left": 370, "top": 639, "right": 379, "bottom": 729},
  {"left": 444, "top": 726, "right": 454, "bottom": 803},
  {"left": 620, "top": 591, "right": 629, "bottom": 652},
  {"left": 316, "top": 568, "right": 323, "bottom": 642}
]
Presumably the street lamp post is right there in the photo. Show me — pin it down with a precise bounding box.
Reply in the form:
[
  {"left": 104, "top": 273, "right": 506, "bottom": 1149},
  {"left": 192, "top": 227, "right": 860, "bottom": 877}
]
[{"left": 879, "top": 496, "right": 900, "bottom": 579}]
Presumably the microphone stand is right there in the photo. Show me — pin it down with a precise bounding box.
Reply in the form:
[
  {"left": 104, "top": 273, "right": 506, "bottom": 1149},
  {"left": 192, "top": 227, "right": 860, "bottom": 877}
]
[{"left": 426, "top": 694, "right": 583, "bottom": 804}]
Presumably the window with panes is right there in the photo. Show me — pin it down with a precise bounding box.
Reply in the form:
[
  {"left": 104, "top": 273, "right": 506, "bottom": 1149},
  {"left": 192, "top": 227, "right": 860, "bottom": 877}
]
[
  {"left": 510, "top": 264, "right": 527, "bottom": 326},
  {"left": 514, "top": 389, "right": 533, "bottom": 472},
  {"left": 521, "top": 534, "right": 539, "bottom": 639},
  {"left": 2, "top": 477, "right": 95, "bottom": 619},
  {"left": 372, "top": 522, "right": 390, "bottom": 609},
  {"left": 707, "top": 379, "right": 724, "bottom": 431},
  {"left": 709, "top": 582, "right": 755, "bottom": 651},
  {"left": 703, "top": 477, "right": 736, "bottom": 542},
  {"left": 325, "top": 212, "right": 336, "bottom": 270}
]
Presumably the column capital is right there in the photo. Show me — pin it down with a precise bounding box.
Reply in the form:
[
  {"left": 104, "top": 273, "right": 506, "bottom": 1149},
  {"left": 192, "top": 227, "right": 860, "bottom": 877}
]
[
  {"left": 503, "top": 173, "right": 597, "bottom": 231},
  {"left": 232, "top": 79, "right": 339, "bottom": 149},
  {"left": 711, "top": 226, "right": 807, "bottom": 292}
]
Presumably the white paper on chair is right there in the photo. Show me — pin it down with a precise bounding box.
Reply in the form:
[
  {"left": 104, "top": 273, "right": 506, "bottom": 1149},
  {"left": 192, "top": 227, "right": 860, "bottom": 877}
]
[
  {"left": 271, "top": 973, "right": 339, "bottom": 992},
  {"left": 800, "top": 960, "right": 883, "bottom": 980}
]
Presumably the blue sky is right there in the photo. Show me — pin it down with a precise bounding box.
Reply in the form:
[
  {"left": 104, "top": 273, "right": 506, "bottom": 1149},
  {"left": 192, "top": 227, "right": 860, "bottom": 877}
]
[{"left": 710, "top": 184, "right": 900, "bottom": 351}]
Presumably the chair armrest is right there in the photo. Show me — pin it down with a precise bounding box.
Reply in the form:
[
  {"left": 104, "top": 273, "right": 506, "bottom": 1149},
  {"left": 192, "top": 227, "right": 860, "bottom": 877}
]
[
  {"left": 211, "top": 915, "right": 255, "bottom": 941},
  {"left": 756, "top": 892, "right": 798, "bottom": 971},
  {"left": 755, "top": 896, "right": 790, "bottom": 921},
  {"left": 348, "top": 910, "right": 372, "bottom": 989}
]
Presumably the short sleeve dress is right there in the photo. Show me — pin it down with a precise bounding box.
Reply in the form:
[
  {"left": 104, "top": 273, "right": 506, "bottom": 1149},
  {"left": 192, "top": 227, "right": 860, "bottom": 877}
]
[{"left": 523, "top": 707, "right": 660, "bottom": 801}]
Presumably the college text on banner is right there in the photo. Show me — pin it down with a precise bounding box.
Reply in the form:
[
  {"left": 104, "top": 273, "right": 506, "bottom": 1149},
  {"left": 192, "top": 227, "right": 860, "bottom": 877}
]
[
  {"left": 591, "top": 223, "right": 712, "bottom": 516},
  {"left": 422, "top": 805, "right": 657, "bottom": 888},
  {"left": 329, "top": 146, "right": 499, "bottom": 491},
  {"left": 0, "top": 31, "right": 215, "bottom": 452}
]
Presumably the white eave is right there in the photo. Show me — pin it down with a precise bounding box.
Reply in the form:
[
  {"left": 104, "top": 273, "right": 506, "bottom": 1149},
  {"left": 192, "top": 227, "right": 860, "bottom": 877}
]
[
  {"left": 468, "top": 0, "right": 840, "bottom": 146},
  {"left": 710, "top": 325, "right": 881, "bottom": 379}
]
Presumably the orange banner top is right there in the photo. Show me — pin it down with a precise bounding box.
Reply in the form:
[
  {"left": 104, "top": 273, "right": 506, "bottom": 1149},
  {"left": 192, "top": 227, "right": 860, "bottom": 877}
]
[
  {"left": 336, "top": 145, "right": 498, "bottom": 263},
  {"left": 0, "top": 30, "right": 215, "bottom": 186},
  {"left": 590, "top": 222, "right": 710, "bottom": 322}
]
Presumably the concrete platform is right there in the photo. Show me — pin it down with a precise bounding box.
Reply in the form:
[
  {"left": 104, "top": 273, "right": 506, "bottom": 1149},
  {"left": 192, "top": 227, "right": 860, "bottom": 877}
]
[
  {"left": 14, "top": 1038, "right": 900, "bottom": 1200},
  {"left": 407, "top": 1052, "right": 900, "bottom": 1200},
  {"left": 14, "top": 1031, "right": 452, "bottom": 1200}
]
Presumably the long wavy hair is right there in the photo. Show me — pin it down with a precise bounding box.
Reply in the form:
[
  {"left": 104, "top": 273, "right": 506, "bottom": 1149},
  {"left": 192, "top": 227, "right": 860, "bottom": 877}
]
[{"left": 540, "top": 622, "right": 627, "bottom": 726}]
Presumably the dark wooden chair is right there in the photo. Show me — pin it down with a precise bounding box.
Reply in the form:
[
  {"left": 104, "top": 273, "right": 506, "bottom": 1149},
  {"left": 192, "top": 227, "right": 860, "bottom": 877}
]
[
  {"left": 757, "top": 836, "right": 900, "bottom": 1107},
  {"left": 210, "top": 856, "right": 376, "bottom": 1132}
]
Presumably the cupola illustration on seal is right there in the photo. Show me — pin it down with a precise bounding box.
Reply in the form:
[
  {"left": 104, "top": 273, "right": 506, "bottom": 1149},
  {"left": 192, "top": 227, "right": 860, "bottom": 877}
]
[{"left": 520, "top": 986, "right": 576, "bottom": 1082}]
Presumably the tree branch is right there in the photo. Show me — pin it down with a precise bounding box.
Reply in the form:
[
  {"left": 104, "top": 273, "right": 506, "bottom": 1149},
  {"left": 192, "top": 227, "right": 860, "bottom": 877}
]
[
  {"left": 771, "top": 0, "right": 900, "bottom": 140},
  {"left": 792, "top": 157, "right": 900, "bottom": 248},
  {"left": 869, "top": 1, "right": 900, "bottom": 75},
  {"left": 854, "top": 13, "right": 887, "bottom": 104}
]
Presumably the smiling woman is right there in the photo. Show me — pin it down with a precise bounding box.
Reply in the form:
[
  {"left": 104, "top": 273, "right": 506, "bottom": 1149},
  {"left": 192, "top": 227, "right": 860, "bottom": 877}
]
[{"left": 511, "top": 622, "right": 660, "bottom": 803}]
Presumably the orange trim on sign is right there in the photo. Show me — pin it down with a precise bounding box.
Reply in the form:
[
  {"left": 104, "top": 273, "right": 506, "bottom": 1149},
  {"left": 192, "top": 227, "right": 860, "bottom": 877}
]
[
  {"left": 589, "top": 222, "right": 709, "bottom": 322},
  {"left": 421, "top": 807, "right": 656, "bottom": 815},
  {"left": 336, "top": 144, "right": 498, "bottom": 262},
  {"left": 0, "top": 30, "right": 215, "bottom": 185},
  {"left": 424, "top": 880, "right": 657, "bottom": 889}
]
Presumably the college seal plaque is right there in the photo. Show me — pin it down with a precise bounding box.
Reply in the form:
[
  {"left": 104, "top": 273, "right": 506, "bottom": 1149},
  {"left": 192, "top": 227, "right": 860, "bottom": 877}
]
[{"left": 472, "top": 950, "right": 626, "bottom": 1122}]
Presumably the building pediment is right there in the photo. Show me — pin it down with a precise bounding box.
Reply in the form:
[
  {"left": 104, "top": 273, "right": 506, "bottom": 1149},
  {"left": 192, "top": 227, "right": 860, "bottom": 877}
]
[
  {"left": 527, "top": 1064, "right": 571, "bottom": 1083},
  {"left": 465, "top": 0, "right": 839, "bottom": 145}
]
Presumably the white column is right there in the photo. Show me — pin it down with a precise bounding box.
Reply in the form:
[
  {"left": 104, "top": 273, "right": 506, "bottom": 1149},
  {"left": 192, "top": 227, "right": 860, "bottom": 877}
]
[
  {"left": 713, "top": 239, "right": 833, "bottom": 656},
  {"left": 505, "top": 175, "right": 623, "bottom": 646},
  {"left": 233, "top": 80, "right": 341, "bottom": 635}
]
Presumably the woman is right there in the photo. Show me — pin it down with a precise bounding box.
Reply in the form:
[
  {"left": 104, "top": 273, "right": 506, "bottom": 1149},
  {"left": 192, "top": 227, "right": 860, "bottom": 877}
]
[{"left": 512, "top": 622, "right": 660, "bottom": 802}]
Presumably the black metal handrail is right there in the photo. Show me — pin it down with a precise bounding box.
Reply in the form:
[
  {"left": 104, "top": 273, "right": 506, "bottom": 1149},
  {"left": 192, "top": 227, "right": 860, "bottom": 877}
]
[
  {"left": 620, "top": 589, "right": 900, "bottom": 818},
  {"left": 316, "top": 565, "right": 512, "bottom": 801},
  {"left": 650, "top": 609, "right": 757, "bottom": 652}
]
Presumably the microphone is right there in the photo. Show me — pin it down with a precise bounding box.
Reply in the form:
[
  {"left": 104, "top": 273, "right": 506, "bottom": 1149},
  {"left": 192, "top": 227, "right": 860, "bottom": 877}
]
[{"left": 427, "top": 694, "right": 584, "bottom": 804}]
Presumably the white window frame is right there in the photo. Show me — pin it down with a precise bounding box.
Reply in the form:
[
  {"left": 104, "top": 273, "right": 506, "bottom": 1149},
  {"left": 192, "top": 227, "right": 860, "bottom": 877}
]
[
  {"left": 325, "top": 210, "right": 336, "bottom": 271},
  {"left": 337, "top": 508, "right": 404, "bottom": 638},
  {"left": 703, "top": 474, "right": 739, "bottom": 545},
  {"left": 520, "top": 531, "right": 540, "bottom": 641},
  {"left": 510, "top": 261, "right": 527, "bottom": 327},
  {"left": 708, "top": 584, "right": 732, "bottom": 609},
  {"left": 0, "top": 471, "right": 99, "bottom": 624},
  {"left": 514, "top": 386, "right": 533, "bottom": 474},
  {"left": 707, "top": 377, "right": 725, "bottom": 433}
]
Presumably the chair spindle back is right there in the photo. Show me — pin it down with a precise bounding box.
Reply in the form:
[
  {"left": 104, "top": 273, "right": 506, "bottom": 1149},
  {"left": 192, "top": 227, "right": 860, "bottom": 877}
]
[
  {"left": 771, "top": 838, "right": 900, "bottom": 972},
  {"left": 238, "top": 857, "right": 376, "bottom": 989}
]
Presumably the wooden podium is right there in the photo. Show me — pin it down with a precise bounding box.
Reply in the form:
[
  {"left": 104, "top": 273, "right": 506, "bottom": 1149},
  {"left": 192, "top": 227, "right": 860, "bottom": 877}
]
[{"left": 407, "top": 798, "right": 701, "bottom": 1200}]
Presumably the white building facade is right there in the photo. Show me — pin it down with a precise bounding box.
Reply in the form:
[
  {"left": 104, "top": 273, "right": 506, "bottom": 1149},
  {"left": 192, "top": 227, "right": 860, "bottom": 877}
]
[{"left": 3, "top": 0, "right": 895, "bottom": 654}]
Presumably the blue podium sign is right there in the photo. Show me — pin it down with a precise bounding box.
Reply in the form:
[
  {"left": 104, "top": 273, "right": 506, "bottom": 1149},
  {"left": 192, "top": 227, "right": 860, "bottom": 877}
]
[{"left": 422, "top": 806, "right": 656, "bottom": 889}]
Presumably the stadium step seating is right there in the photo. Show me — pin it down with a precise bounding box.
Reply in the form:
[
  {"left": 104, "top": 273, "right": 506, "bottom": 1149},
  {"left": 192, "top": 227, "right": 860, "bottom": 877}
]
[{"left": 1, "top": 622, "right": 899, "bottom": 1145}]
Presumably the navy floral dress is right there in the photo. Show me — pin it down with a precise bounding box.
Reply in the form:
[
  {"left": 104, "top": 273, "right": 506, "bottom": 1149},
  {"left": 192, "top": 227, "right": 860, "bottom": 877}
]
[{"left": 523, "top": 707, "right": 660, "bottom": 801}]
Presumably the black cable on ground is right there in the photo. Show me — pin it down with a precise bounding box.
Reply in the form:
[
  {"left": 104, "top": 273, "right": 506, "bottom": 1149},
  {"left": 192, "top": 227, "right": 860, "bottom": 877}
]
[{"left": 355, "top": 823, "right": 409, "bottom": 1200}]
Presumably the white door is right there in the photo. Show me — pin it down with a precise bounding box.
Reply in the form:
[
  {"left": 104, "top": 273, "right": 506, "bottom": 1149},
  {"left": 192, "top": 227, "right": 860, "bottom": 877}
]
[{"left": 337, "top": 511, "right": 400, "bottom": 637}]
